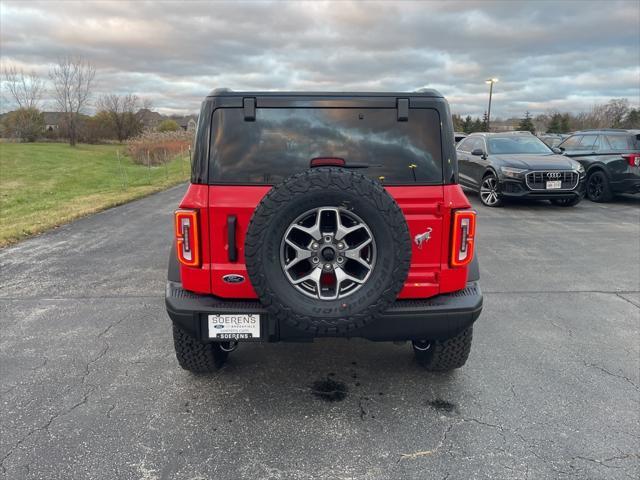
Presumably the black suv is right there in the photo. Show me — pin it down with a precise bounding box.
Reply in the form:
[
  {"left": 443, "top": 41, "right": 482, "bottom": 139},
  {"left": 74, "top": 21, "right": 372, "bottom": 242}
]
[
  {"left": 457, "top": 132, "right": 586, "bottom": 207},
  {"left": 558, "top": 129, "right": 640, "bottom": 202}
]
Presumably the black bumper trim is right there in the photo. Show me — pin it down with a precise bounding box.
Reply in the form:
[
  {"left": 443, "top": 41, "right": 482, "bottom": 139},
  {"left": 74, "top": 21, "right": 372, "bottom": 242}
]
[
  {"left": 165, "top": 281, "right": 483, "bottom": 342},
  {"left": 498, "top": 177, "right": 586, "bottom": 200},
  {"left": 610, "top": 177, "right": 640, "bottom": 194}
]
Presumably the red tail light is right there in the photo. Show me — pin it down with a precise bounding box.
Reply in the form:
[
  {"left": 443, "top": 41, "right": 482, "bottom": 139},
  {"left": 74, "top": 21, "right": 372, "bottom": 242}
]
[
  {"left": 450, "top": 210, "right": 476, "bottom": 267},
  {"left": 622, "top": 153, "right": 640, "bottom": 167},
  {"left": 175, "top": 209, "right": 200, "bottom": 267}
]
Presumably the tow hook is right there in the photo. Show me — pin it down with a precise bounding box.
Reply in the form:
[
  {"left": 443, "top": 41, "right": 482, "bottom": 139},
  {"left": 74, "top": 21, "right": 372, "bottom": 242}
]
[{"left": 220, "top": 341, "right": 239, "bottom": 352}]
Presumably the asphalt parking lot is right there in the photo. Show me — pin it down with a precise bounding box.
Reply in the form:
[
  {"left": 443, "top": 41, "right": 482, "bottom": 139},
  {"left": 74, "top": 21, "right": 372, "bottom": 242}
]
[{"left": 1, "top": 185, "right": 638, "bottom": 480}]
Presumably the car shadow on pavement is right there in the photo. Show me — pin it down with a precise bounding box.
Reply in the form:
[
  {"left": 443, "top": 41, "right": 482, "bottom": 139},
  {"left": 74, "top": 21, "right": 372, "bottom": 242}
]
[{"left": 188, "top": 338, "right": 467, "bottom": 419}]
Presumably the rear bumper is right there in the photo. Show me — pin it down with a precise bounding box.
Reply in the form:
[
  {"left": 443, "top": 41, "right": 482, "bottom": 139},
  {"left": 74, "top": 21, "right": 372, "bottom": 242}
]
[
  {"left": 165, "top": 280, "right": 483, "bottom": 342},
  {"left": 610, "top": 176, "right": 640, "bottom": 194}
]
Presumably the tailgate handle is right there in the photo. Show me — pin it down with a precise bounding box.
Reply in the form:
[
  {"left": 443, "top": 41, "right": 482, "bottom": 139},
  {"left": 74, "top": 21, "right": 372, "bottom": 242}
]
[
  {"left": 397, "top": 98, "right": 409, "bottom": 122},
  {"left": 243, "top": 97, "right": 256, "bottom": 121},
  {"left": 227, "top": 215, "right": 238, "bottom": 262}
]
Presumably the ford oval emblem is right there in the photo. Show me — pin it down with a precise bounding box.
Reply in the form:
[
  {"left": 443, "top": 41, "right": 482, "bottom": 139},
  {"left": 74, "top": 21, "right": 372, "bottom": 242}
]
[
  {"left": 214, "top": 324, "right": 224, "bottom": 329},
  {"left": 223, "top": 274, "right": 245, "bottom": 284}
]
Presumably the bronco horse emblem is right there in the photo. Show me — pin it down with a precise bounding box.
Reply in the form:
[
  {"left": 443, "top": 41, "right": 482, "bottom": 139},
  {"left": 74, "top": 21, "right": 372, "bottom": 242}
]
[{"left": 414, "top": 227, "right": 432, "bottom": 249}]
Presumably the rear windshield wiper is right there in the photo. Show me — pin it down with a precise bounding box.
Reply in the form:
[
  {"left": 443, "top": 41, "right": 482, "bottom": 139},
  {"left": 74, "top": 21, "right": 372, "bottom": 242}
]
[{"left": 310, "top": 157, "right": 382, "bottom": 169}]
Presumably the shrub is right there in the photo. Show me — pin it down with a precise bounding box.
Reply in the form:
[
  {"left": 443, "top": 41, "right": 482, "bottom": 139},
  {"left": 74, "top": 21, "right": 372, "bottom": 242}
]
[
  {"left": 127, "top": 130, "right": 193, "bottom": 165},
  {"left": 2, "top": 108, "right": 44, "bottom": 142},
  {"left": 157, "top": 119, "right": 180, "bottom": 132}
]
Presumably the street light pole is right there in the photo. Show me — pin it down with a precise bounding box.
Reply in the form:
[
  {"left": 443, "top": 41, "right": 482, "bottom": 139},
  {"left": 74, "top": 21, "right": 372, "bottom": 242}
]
[{"left": 485, "top": 78, "right": 498, "bottom": 132}]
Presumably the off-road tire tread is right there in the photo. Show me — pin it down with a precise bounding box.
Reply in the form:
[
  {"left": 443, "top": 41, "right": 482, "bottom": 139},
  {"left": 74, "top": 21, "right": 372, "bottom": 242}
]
[
  {"left": 245, "top": 167, "right": 411, "bottom": 334},
  {"left": 172, "top": 324, "right": 228, "bottom": 373},
  {"left": 415, "top": 327, "right": 473, "bottom": 372}
]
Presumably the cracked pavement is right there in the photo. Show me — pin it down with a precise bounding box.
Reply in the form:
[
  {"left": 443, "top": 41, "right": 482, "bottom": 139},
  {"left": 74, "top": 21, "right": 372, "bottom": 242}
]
[{"left": 1, "top": 184, "right": 639, "bottom": 479}]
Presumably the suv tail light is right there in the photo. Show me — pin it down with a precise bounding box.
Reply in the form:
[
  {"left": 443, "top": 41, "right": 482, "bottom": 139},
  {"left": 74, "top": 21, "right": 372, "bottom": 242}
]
[
  {"left": 174, "top": 209, "right": 200, "bottom": 267},
  {"left": 450, "top": 210, "right": 476, "bottom": 267},
  {"left": 622, "top": 153, "right": 640, "bottom": 167}
]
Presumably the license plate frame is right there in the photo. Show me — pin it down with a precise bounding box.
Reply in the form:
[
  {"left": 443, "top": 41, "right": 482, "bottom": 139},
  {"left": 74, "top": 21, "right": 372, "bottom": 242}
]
[
  {"left": 207, "top": 314, "right": 261, "bottom": 340},
  {"left": 546, "top": 180, "right": 562, "bottom": 189}
]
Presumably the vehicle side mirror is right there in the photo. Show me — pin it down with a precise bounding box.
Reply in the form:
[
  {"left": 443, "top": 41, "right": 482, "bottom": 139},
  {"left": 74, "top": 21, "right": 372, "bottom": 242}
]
[
  {"left": 552, "top": 147, "right": 562, "bottom": 154},
  {"left": 471, "top": 148, "right": 486, "bottom": 157},
  {"left": 558, "top": 146, "right": 565, "bottom": 153}
]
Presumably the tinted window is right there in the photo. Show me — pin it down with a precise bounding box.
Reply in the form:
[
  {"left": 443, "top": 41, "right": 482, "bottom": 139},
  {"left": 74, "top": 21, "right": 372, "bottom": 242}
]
[
  {"left": 486, "top": 136, "right": 551, "bottom": 154},
  {"left": 578, "top": 135, "right": 597, "bottom": 150},
  {"left": 459, "top": 137, "right": 483, "bottom": 152},
  {"left": 457, "top": 137, "right": 474, "bottom": 152},
  {"left": 470, "top": 137, "right": 485, "bottom": 152},
  {"left": 209, "top": 108, "right": 442, "bottom": 184},
  {"left": 560, "top": 135, "right": 581, "bottom": 149},
  {"left": 545, "top": 136, "right": 564, "bottom": 147},
  {"left": 593, "top": 135, "right": 608, "bottom": 151},
  {"left": 605, "top": 135, "right": 637, "bottom": 150}
]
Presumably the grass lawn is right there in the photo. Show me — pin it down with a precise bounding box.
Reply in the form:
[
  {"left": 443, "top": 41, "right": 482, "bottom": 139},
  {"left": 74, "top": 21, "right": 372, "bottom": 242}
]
[{"left": 0, "top": 142, "right": 190, "bottom": 246}]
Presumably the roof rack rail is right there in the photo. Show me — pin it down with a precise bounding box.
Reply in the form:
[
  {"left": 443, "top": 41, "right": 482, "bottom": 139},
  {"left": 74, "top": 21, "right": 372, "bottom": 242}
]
[
  {"left": 576, "top": 128, "right": 628, "bottom": 132},
  {"left": 468, "top": 131, "right": 533, "bottom": 135}
]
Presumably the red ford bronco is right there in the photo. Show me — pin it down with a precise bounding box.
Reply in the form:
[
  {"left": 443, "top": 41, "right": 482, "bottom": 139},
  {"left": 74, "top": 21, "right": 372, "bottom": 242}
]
[{"left": 166, "top": 90, "right": 482, "bottom": 373}]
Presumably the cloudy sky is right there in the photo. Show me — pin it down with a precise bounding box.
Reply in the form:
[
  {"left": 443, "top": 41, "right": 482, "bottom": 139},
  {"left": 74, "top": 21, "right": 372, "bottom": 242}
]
[{"left": 1, "top": 0, "right": 639, "bottom": 117}]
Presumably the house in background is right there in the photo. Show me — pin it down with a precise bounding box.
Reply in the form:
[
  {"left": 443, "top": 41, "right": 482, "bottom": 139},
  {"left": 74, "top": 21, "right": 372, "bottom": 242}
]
[
  {"left": 136, "top": 109, "right": 197, "bottom": 131},
  {"left": 43, "top": 112, "right": 65, "bottom": 131},
  {"left": 173, "top": 115, "right": 198, "bottom": 131},
  {"left": 136, "top": 108, "right": 164, "bottom": 130}
]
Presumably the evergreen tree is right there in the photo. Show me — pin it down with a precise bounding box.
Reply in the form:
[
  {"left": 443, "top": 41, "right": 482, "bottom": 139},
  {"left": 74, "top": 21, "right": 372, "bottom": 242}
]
[
  {"left": 451, "top": 114, "right": 464, "bottom": 131},
  {"left": 560, "top": 114, "right": 571, "bottom": 133},
  {"left": 471, "top": 118, "right": 482, "bottom": 133},
  {"left": 462, "top": 115, "right": 473, "bottom": 134},
  {"left": 518, "top": 111, "right": 536, "bottom": 133},
  {"left": 546, "top": 113, "right": 563, "bottom": 133},
  {"left": 481, "top": 111, "right": 488, "bottom": 131}
]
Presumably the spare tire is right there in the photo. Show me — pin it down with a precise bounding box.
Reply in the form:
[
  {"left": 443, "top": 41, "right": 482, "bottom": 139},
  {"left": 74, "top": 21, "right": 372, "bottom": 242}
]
[{"left": 245, "top": 167, "right": 411, "bottom": 334}]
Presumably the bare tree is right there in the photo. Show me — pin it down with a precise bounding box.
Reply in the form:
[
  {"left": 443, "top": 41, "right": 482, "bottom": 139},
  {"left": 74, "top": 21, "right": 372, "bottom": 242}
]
[
  {"left": 3, "top": 67, "right": 45, "bottom": 110},
  {"left": 49, "top": 56, "right": 95, "bottom": 146},
  {"left": 97, "top": 93, "right": 143, "bottom": 142},
  {"left": 603, "top": 98, "right": 630, "bottom": 128}
]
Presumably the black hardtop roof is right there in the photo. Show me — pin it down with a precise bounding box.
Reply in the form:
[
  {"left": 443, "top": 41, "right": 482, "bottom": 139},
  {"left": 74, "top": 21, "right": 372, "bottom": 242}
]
[{"left": 207, "top": 88, "right": 443, "bottom": 98}]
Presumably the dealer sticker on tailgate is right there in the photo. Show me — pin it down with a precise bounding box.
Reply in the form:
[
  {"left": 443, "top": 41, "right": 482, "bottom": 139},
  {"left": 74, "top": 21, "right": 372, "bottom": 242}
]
[{"left": 208, "top": 314, "right": 260, "bottom": 339}]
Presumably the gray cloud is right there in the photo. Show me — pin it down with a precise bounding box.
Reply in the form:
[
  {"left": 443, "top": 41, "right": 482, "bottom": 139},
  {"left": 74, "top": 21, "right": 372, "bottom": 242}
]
[{"left": 1, "top": 0, "right": 639, "bottom": 117}]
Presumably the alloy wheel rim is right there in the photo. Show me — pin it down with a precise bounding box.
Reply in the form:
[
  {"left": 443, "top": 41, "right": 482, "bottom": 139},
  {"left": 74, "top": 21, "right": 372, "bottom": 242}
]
[
  {"left": 280, "top": 207, "right": 376, "bottom": 301},
  {"left": 589, "top": 175, "right": 603, "bottom": 198},
  {"left": 480, "top": 176, "right": 499, "bottom": 205}
]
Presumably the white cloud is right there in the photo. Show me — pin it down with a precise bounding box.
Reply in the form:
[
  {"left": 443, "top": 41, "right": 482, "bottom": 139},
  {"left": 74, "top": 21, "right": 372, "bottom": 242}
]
[{"left": 1, "top": 0, "right": 638, "bottom": 117}]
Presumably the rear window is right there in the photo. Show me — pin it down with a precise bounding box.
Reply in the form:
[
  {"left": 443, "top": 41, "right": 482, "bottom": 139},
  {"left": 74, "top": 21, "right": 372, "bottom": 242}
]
[
  {"left": 604, "top": 134, "right": 638, "bottom": 151},
  {"left": 209, "top": 108, "right": 443, "bottom": 185}
]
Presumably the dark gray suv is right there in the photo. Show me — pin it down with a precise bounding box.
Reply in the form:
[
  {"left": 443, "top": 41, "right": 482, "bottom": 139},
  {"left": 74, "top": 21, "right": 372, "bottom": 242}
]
[
  {"left": 457, "top": 132, "right": 586, "bottom": 207},
  {"left": 558, "top": 129, "right": 640, "bottom": 202}
]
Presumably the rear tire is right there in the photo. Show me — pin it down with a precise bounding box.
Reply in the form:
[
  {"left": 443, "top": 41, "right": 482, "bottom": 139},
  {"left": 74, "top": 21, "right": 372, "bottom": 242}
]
[
  {"left": 413, "top": 327, "right": 473, "bottom": 372},
  {"left": 550, "top": 196, "right": 581, "bottom": 207},
  {"left": 586, "top": 171, "right": 612, "bottom": 202},
  {"left": 172, "top": 324, "right": 229, "bottom": 373}
]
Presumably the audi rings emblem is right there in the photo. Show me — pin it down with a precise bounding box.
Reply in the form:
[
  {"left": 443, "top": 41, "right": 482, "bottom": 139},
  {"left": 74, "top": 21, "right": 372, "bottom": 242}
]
[{"left": 546, "top": 172, "right": 562, "bottom": 179}]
